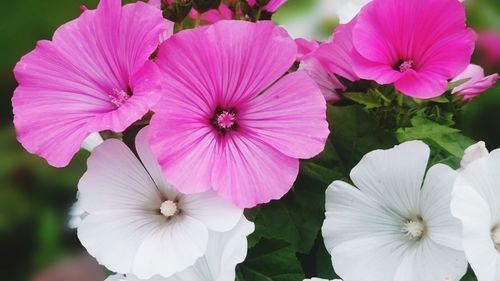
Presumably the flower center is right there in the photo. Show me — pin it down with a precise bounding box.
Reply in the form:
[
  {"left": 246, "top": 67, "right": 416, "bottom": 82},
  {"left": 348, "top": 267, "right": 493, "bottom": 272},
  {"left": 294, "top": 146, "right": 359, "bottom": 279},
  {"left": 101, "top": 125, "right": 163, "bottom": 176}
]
[
  {"left": 160, "top": 200, "right": 178, "bottom": 218},
  {"left": 109, "top": 88, "right": 131, "bottom": 108},
  {"left": 396, "top": 60, "right": 415, "bottom": 73},
  {"left": 402, "top": 218, "right": 426, "bottom": 240},
  {"left": 491, "top": 226, "right": 500, "bottom": 250},
  {"left": 210, "top": 107, "right": 238, "bottom": 135}
]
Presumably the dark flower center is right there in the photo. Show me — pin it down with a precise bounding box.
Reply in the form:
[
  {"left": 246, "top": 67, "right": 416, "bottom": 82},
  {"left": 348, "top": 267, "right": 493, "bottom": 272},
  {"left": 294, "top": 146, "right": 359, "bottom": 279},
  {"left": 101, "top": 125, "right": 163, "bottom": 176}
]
[{"left": 210, "top": 107, "right": 238, "bottom": 135}]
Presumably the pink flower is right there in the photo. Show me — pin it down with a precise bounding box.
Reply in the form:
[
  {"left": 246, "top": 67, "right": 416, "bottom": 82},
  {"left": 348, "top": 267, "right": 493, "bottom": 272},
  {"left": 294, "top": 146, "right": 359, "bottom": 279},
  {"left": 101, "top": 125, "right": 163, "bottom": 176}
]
[
  {"left": 477, "top": 32, "right": 500, "bottom": 65},
  {"left": 12, "top": 0, "right": 171, "bottom": 167},
  {"left": 247, "top": 0, "right": 287, "bottom": 12},
  {"left": 150, "top": 20, "right": 329, "bottom": 208},
  {"left": 352, "top": 0, "right": 475, "bottom": 99},
  {"left": 298, "top": 18, "right": 360, "bottom": 104},
  {"left": 189, "top": 2, "right": 233, "bottom": 23},
  {"left": 451, "top": 64, "right": 499, "bottom": 101}
]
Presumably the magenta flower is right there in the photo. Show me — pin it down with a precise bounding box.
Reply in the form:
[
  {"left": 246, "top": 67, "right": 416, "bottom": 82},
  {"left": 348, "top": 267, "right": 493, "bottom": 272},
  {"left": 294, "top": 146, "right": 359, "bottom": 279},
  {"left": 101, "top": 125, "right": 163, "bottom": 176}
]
[
  {"left": 189, "top": 2, "right": 233, "bottom": 23},
  {"left": 12, "top": 0, "right": 171, "bottom": 167},
  {"left": 150, "top": 20, "right": 329, "bottom": 208},
  {"left": 352, "top": 0, "right": 475, "bottom": 99},
  {"left": 451, "top": 64, "right": 499, "bottom": 101},
  {"left": 247, "top": 0, "right": 287, "bottom": 12},
  {"left": 478, "top": 32, "right": 500, "bottom": 65},
  {"left": 295, "top": 38, "right": 319, "bottom": 61}
]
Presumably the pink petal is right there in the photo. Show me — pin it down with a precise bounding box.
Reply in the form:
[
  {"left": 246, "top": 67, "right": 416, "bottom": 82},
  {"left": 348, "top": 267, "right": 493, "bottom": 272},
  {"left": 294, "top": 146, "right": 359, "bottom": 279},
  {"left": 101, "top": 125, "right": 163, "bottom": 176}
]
[
  {"left": 239, "top": 71, "right": 329, "bottom": 159},
  {"left": 212, "top": 134, "right": 299, "bottom": 208},
  {"left": 295, "top": 38, "right": 319, "bottom": 61},
  {"left": 394, "top": 70, "right": 448, "bottom": 99},
  {"left": 312, "top": 17, "right": 359, "bottom": 81},
  {"left": 452, "top": 64, "right": 500, "bottom": 100},
  {"left": 352, "top": 48, "right": 402, "bottom": 84},
  {"left": 12, "top": 0, "right": 169, "bottom": 167},
  {"left": 263, "top": 0, "right": 288, "bottom": 12},
  {"left": 155, "top": 20, "right": 296, "bottom": 108},
  {"left": 299, "top": 57, "right": 344, "bottom": 103}
]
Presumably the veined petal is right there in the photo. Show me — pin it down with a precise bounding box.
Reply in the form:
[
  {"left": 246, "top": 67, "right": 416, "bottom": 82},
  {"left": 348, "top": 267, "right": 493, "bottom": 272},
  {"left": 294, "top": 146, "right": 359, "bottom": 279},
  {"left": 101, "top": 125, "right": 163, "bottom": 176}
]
[
  {"left": 211, "top": 134, "right": 299, "bottom": 208},
  {"left": 239, "top": 71, "right": 329, "bottom": 159},
  {"left": 350, "top": 141, "right": 429, "bottom": 218}
]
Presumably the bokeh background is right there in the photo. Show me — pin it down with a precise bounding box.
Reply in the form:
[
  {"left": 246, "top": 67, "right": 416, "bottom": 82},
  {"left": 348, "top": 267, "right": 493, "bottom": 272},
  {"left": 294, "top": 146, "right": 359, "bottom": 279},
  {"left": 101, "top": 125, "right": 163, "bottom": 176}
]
[{"left": 0, "top": 0, "right": 499, "bottom": 280}]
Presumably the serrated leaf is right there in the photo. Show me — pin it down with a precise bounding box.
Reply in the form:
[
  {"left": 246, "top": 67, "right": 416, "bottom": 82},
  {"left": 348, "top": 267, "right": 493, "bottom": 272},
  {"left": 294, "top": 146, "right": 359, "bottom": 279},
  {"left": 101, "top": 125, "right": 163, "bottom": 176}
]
[
  {"left": 343, "top": 89, "right": 390, "bottom": 109},
  {"left": 396, "top": 116, "right": 475, "bottom": 167},
  {"left": 237, "top": 239, "right": 304, "bottom": 281}
]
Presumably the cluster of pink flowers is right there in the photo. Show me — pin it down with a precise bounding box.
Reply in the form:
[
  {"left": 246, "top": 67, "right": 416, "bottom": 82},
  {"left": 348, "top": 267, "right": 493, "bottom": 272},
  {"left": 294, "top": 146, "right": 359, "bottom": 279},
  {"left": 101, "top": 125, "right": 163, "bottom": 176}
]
[{"left": 11, "top": 0, "right": 499, "bottom": 209}]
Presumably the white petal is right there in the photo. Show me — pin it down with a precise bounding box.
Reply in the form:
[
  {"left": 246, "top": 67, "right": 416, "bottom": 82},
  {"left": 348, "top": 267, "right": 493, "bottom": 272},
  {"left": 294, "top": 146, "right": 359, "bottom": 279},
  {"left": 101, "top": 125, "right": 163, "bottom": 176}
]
[
  {"left": 78, "top": 211, "right": 164, "bottom": 275},
  {"left": 350, "top": 140, "right": 429, "bottom": 218},
  {"left": 460, "top": 141, "right": 489, "bottom": 170},
  {"left": 78, "top": 139, "right": 162, "bottom": 213},
  {"left": 420, "top": 164, "right": 462, "bottom": 250},
  {"left": 393, "top": 239, "right": 467, "bottom": 281},
  {"left": 132, "top": 216, "right": 209, "bottom": 279},
  {"left": 81, "top": 132, "right": 104, "bottom": 152},
  {"left": 135, "top": 127, "right": 179, "bottom": 199},
  {"left": 181, "top": 191, "right": 243, "bottom": 232},
  {"left": 451, "top": 175, "right": 500, "bottom": 281},
  {"left": 323, "top": 181, "right": 403, "bottom": 252},
  {"left": 331, "top": 236, "right": 409, "bottom": 281}
]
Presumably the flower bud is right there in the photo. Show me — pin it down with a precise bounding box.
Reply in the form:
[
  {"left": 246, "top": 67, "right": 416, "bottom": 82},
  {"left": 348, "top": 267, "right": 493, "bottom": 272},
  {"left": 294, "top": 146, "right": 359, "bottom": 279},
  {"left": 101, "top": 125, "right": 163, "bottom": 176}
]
[
  {"left": 163, "top": 0, "right": 193, "bottom": 23},
  {"left": 192, "top": 0, "right": 222, "bottom": 13}
]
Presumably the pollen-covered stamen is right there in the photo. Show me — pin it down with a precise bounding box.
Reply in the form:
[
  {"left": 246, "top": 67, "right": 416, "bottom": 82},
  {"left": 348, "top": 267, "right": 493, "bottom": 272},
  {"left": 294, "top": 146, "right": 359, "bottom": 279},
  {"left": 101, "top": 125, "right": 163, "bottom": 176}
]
[
  {"left": 491, "top": 225, "right": 500, "bottom": 250},
  {"left": 402, "top": 218, "right": 426, "bottom": 240},
  {"left": 398, "top": 60, "right": 415, "bottom": 73},
  {"left": 160, "top": 200, "right": 178, "bottom": 218},
  {"left": 210, "top": 107, "right": 238, "bottom": 135},
  {"left": 217, "top": 111, "right": 236, "bottom": 129},
  {"left": 109, "top": 88, "right": 131, "bottom": 108}
]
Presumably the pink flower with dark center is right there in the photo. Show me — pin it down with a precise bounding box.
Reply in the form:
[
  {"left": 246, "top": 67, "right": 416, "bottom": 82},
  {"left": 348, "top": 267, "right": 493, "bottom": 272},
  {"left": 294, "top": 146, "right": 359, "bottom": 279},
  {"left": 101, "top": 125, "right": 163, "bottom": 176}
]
[
  {"left": 12, "top": 0, "right": 172, "bottom": 167},
  {"left": 451, "top": 64, "right": 499, "bottom": 101},
  {"left": 151, "top": 20, "right": 329, "bottom": 208},
  {"left": 351, "top": 0, "right": 476, "bottom": 99}
]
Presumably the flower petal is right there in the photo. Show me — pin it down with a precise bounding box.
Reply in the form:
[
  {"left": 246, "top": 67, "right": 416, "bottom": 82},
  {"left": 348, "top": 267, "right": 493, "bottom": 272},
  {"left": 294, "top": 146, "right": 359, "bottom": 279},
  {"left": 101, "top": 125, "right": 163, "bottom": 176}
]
[
  {"left": 420, "top": 164, "right": 462, "bottom": 250},
  {"left": 299, "top": 57, "right": 344, "bottom": 104},
  {"left": 78, "top": 139, "right": 162, "bottom": 213},
  {"left": 181, "top": 191, "right": 243, "bottom": 232},
  {"left": 154, "top": 20, "right": 296, "bottom": 109},
  {"left": 239, "top": 71, "right": 329, "bottom": 159},
  {"left": 394, "top": 70, "right": 448, "bottom": 98},
  {"left": 350, "top": 141, "right": 429, "bottom": 218},
  {"left": 132, "top": 216, "right": 209, "bottom": 279},
  {"left": 211, "top": 134, "right": 299, "bottom": 208}
]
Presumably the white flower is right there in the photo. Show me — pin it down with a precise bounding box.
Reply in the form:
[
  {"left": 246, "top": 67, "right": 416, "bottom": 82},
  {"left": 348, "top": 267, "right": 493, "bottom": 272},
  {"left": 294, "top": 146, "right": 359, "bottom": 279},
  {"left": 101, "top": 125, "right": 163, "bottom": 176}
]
[
  {"left": 451, "top": 144, "right": 500, "bottom": 281},
  {"left": 322, "top": 141, "right": 468, "bottom": 281},
  {"left": 77, "top": 127, "right": 243, "bottom": 279},
  {"left": 105, "top": 215, "right": 254, "bottom": 281},
  {"left": 68, "top": 196, "right": 88, "bottom": 229},
  {"left": 459, "top": 141, "right": 489, "bottom": 170}
]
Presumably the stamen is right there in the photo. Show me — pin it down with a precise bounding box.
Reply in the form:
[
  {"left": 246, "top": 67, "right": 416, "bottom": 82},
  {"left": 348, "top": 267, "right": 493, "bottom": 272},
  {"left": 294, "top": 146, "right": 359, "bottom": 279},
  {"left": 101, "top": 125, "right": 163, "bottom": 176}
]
[
  {"left": 398, "top": 60, "right": 414, "bottom": 73},
  {"left": 160, "top": 200, "right": 178, "bottom": 218},
  {"left": 216, "top": 111, "right": 236, "bottom": 129},
  {"left": 402, "top": 218, "right": 426, "bottom": 240},
  {"left": 109, "top": 88, "right": 130, "bottom": 108}
]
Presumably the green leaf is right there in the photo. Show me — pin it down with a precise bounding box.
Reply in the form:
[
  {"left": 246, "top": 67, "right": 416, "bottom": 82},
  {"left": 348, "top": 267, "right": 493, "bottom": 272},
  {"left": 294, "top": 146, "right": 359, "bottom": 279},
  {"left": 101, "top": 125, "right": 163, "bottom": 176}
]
[
  {"left": 343, "top": 89, "right": 390, "bottom": 109},
  {"left": 447, "top": 78, "right": 471, "bottom": 91},
  {"left": 237, "top": 239, "right": 304, "bottom": 281},
  {"left": 328, "top": 105, "right": 398, "bottom": 170},
  {"left": 396, "top": 116, "right": 475, "bottom": 167}
]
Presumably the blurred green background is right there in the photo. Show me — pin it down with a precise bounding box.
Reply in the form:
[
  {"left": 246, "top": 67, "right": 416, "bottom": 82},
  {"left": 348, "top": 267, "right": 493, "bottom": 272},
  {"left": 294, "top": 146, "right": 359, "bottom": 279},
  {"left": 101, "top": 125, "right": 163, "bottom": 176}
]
[{"left": 0, "top": 0, "right": 499, "bottom": 280}]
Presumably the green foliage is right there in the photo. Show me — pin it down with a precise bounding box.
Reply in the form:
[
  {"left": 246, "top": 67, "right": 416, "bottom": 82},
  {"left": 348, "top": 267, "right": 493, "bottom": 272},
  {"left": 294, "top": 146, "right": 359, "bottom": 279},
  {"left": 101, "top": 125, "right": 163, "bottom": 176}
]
[{"left": 236, "top": 239, "right": 304, "bottom": 281}]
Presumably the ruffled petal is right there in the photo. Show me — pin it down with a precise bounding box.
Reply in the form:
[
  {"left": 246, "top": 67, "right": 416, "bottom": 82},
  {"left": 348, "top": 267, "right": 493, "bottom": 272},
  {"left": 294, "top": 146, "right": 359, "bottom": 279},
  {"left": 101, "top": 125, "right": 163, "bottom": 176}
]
[
  {"left": 352, "top": 48, "right": 402, "bottom": 84},
  {"left": 154, "top": 20, "right": 296, "bottom": 109},
  {"left": 299, "top": 56, "right": 344, "bottom": 104},
  {"left": 78, "top": 139, "right": 162, "bottom": 213},
  {"left": 211, "top": 134, "right": 299, "bottom": 208},
  {"left": 239, "top": 71, "right": 329, "bottom": 159},
  {"left": 349, "top": 141, "right": 429, "bottom": 218},
  {"left": 12, "top": 0, "right": 169, "bottom": 167},
  {"left": 394, "top": 70, "right": 448, "bottom": 99}
]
